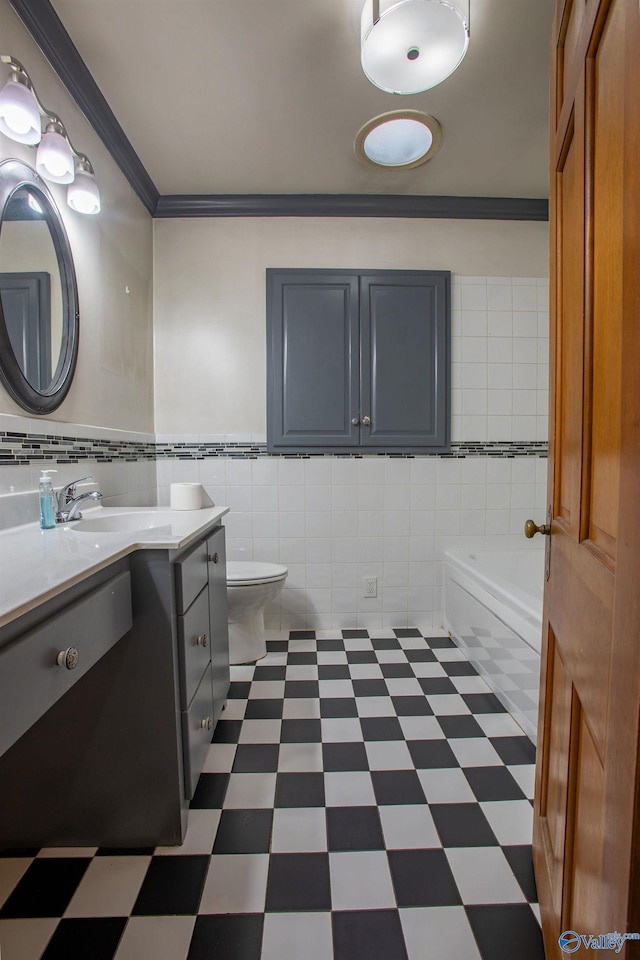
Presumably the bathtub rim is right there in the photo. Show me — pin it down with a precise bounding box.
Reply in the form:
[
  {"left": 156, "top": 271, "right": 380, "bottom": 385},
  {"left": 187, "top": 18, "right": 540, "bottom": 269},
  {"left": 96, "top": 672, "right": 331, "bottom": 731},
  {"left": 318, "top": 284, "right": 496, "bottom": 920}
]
[{"left": 443, "top": 546, "right": 543, "bottom": 646}]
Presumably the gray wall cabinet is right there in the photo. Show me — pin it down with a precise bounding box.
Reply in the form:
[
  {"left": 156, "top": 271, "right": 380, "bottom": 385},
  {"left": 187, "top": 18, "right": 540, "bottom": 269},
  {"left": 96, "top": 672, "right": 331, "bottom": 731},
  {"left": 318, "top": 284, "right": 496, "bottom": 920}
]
[
  {"left": 0, "top": 522, "right": 230, "bottom": 848},
  {"left": 267, "top": 269, "right": 450, "bottom": 453}
]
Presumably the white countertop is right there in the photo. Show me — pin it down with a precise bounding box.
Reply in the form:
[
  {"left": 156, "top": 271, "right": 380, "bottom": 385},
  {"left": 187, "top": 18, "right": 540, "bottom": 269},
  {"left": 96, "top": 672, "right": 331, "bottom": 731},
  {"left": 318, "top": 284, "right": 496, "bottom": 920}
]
[{"left": 0, "top": 506, "right": 229, "bottom": 628}]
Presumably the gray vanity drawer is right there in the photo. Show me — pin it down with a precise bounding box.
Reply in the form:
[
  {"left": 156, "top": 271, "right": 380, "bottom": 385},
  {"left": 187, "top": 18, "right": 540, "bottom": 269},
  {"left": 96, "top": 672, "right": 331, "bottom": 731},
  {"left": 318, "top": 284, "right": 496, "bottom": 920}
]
[
  {"left": 175, "top": 540, "right": 209, "bottom": 614},
  {"left": 0, "top": 570, "right": 132, "bottom": 757},
  {"left": 177, "top": 585, "right": 211, "bottom": 707},
  {"left": 181, "top": 662, "right": 214, "bottom": 799}
]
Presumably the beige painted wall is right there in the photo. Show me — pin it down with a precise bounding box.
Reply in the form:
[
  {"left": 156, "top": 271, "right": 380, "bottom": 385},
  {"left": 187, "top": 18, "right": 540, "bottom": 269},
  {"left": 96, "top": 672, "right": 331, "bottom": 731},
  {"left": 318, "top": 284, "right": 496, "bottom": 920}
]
[
  {"left": 153, "top": 216, "right": 549, "bottom": 435},
  {"left": 0, "top": 0, "right": 154, "bottom": 432}
]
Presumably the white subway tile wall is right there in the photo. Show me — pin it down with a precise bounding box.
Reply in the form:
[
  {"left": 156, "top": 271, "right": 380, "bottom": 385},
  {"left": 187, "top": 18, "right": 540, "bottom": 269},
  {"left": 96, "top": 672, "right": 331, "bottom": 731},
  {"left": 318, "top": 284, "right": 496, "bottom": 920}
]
[
  {"left": 451, "top": 276, "right": 549, "bottom": 444},
  {"left": 156, "top": 451, "right": 547, "bottom": 632}
]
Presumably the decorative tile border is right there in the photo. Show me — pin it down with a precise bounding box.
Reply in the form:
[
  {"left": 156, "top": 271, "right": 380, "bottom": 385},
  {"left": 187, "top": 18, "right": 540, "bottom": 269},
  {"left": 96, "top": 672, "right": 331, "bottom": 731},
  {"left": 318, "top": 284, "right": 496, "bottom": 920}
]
[
  {"left": 450, "top": 441, "right": 548, "bottom": 458},
  {"left": 0, "top": 430, "right": 156, "bottom": 466},
  {"left": 156, "top": 440, "right": 547, "bottom": 460},
  {"left": 0, "top": 429, "right": 548, "bottom": 468}
]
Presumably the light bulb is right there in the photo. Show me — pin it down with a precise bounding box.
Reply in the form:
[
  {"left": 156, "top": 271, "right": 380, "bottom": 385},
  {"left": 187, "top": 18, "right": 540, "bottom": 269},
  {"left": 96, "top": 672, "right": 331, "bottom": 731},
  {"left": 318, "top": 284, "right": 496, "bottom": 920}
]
[
  {"left": 67, "top": 166, "right": 100, "bottom": 215},
  {"left": 0, "top": 75, "right": 41, "bottom": 144},
  {"left": 36, "top": 124, "right": 74, "bottom": 184},
  {"left": 4, "top": 105, "right": 31, "bottom": 134}
]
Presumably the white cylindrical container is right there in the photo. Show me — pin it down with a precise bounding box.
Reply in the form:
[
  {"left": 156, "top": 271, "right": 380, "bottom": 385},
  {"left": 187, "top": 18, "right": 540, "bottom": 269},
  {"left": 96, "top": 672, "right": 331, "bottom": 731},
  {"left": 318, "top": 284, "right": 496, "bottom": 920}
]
[{"left": 170, "top": 482, "right": 203, "bottom": 510}]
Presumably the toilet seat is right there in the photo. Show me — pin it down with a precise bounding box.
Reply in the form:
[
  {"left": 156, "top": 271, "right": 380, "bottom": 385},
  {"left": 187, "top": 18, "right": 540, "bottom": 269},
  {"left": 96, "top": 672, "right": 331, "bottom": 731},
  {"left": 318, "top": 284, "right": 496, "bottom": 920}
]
[{"left": 227, "top": 561, "right": 288, "bottom": 587}]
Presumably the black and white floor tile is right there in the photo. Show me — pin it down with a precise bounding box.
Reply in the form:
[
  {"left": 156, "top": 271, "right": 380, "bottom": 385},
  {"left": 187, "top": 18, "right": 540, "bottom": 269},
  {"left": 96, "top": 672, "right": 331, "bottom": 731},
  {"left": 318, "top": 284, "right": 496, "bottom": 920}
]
[{"left": 0, "top": 629, "right": 544, "bottom": 960}]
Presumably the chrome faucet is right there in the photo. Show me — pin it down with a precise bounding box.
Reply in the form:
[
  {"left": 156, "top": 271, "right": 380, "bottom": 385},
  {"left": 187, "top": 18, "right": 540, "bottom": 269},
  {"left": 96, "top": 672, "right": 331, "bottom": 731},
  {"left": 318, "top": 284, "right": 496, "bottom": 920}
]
[{"left": 56, "top": 476, "right": 103, "bottom": 523}]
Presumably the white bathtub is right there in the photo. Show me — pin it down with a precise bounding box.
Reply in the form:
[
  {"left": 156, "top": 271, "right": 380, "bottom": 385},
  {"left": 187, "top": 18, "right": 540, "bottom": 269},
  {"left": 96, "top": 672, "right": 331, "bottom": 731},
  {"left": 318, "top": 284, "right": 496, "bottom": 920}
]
[{"left": 442, "top": 547, "right": 544, "bottom": 744}]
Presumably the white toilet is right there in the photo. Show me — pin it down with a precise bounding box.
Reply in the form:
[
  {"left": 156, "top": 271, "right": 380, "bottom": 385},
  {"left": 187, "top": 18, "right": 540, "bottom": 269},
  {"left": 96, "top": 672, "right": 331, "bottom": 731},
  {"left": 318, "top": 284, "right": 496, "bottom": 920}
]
[{"left": 226, "top": 561, "right": 288, "bottom": 664}]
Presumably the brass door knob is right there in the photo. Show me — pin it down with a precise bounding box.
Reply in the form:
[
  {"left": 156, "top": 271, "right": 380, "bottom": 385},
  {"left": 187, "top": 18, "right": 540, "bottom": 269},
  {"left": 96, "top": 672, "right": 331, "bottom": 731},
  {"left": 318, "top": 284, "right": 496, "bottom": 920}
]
[{"left": 524, "top": 518, "right": 550, "bottom": 539}]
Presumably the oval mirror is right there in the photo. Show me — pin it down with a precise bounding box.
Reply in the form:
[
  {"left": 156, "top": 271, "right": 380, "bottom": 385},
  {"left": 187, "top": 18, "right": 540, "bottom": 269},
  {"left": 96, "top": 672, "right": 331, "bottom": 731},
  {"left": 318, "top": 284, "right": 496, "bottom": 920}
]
[{"left": 0, "top": 158, "right": 79, "bottom": 414}]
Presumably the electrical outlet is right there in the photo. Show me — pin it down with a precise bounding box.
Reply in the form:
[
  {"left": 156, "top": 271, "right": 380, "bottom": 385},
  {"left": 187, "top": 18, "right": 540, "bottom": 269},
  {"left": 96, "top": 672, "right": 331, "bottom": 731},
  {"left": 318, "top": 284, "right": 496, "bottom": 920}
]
[{"left": 363, "top": 576, "right": 377, "bottom": 598}]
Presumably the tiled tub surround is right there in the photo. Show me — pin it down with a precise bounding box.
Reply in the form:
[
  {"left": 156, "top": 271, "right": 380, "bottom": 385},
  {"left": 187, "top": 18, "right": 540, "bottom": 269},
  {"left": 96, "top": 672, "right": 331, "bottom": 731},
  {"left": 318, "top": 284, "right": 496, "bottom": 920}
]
[{"left": 0, "top": 415, "right": 157, "bottom": 530}]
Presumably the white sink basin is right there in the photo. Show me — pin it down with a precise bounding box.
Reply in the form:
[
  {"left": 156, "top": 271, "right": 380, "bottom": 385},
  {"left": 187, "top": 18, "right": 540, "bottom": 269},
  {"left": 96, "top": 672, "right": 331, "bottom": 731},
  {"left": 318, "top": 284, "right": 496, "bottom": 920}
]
[{"left": 71, "top": 511, "right": 178, "bottom": 534}]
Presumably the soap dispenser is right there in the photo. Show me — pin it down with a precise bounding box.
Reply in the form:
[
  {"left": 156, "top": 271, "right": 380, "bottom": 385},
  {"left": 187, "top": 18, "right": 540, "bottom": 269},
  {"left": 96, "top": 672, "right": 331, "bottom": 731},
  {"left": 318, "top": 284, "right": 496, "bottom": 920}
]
[{"left": 38, "top": 469, "right": 58, "bottom": 529}]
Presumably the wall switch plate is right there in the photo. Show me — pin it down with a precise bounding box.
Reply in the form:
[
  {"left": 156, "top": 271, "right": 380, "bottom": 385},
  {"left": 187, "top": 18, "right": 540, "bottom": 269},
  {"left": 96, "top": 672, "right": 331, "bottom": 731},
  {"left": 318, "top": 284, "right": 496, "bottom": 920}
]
[{"left": 363, "top": 576, "right": 377, "bottom": 598}]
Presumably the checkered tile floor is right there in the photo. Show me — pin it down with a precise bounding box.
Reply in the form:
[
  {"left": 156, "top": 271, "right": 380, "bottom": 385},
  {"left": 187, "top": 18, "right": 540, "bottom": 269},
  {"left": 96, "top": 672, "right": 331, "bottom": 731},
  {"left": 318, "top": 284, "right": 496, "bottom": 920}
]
[{"left": 0, "top": 628, "right": 545, "bottom": 960}]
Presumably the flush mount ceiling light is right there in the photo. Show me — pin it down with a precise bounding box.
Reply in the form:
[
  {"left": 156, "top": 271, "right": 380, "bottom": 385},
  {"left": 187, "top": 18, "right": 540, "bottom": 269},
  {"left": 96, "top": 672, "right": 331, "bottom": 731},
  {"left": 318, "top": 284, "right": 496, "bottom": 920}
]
[
  {"left": 0, "top": 55, "right": 100, "bottom": 214},
  {"left": 361, "top": 0, "right": 470, "bottom": 95},
  {"left": 355, "top": 110, "right": 442, "bottom": 169}
]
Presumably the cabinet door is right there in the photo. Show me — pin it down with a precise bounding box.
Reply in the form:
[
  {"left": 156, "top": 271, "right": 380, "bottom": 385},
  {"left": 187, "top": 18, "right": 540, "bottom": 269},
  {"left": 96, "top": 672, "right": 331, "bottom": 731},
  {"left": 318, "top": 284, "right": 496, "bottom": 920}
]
[
  {"left": 207, "top": 525, "right": 230, "bottom": 723},
  {"left": 181, "top": 663, "right": 214, "bottom": 799},
  {"left": 267, "top": 270, "right": 360, "bottom": 449},
  {"left": 176, "top": 586, "right": 211, "bottom": 708},
  {"left": 360, "top": 272, "right": 449, "bottom": 450}
]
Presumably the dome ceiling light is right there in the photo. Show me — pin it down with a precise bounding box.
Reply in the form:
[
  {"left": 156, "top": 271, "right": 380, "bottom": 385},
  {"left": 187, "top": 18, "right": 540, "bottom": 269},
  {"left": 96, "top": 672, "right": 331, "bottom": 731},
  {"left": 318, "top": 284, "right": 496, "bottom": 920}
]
[
  {"left": 355, "top": 111, "right": 442, "bottom": 169},
  {"left": 361, "top": 0, "right": 470, "bottom": 95}
]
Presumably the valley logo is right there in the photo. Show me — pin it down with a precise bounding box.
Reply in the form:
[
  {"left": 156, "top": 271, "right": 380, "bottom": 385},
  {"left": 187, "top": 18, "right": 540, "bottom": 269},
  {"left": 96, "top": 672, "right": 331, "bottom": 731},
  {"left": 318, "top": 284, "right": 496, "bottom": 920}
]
[{"left": 559, "top": 930, "right": 640, "bottom": 953}]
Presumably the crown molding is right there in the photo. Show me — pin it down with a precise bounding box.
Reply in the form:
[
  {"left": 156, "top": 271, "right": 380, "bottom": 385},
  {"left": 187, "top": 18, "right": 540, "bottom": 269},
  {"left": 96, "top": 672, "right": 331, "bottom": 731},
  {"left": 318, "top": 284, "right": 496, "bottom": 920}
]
[
  {"left": 9, "top": 1, "right": 549, "bottom": 223},
  {"left": 155, "top": 194, "right": 548, "bottom": 220}
]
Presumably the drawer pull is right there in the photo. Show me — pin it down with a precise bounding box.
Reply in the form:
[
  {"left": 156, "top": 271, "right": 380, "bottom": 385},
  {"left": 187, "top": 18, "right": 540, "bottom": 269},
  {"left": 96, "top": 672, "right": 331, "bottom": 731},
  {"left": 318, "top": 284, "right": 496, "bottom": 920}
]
[
  {"left": 57, "top": 647, "right": 80, "bottom": 670},
  {"left": 196, "top": 633, "right": 208, "bottom": 647},
  {"left": 208, "top": 552, "right": 219, "bottom": 564},
  {"left": 200, "top": 716, "right": 213, "bottom": 731}
]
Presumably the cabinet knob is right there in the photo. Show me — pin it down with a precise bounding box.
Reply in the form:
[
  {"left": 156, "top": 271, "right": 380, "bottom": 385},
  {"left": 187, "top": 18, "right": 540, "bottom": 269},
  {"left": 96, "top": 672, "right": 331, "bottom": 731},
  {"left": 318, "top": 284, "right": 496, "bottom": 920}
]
[
  {"left": 208, "top": 552, "right": 219, "bottom": 563},
  {"left": 57, "top": 647, "right": 79, "bottom": 670},
  {"left": 362, "top": 415, "right": 371, "bottom": 427},
  {"left": 351, "top": 417, "right": 360, "bottom": 425},
  {"left": 200, "top": 716, "right": 213, "bottom": 731},
  {"left": 197, "top": 633, "right": 208, "bottom": 647}
]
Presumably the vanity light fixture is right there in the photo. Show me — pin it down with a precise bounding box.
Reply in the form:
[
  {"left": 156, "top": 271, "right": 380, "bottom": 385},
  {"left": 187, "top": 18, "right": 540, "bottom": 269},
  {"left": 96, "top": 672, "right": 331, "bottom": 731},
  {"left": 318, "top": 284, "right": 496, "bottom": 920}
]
[
  {"left": 355, "top": 110, "right": 442, "bottom": 169},
  {"left": 361, "top": 0, "right": 470, "bottom": 95},
  {"left": 0, "top": 55, "right": 100, "bottom": 214}
]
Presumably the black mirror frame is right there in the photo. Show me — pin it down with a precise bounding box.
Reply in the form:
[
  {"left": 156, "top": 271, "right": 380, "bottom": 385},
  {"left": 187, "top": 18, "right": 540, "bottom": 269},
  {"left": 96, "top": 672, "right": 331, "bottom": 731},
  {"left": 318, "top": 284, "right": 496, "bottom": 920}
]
[{"left": 0, "top": 158, "right": 79, "bottom": 414}]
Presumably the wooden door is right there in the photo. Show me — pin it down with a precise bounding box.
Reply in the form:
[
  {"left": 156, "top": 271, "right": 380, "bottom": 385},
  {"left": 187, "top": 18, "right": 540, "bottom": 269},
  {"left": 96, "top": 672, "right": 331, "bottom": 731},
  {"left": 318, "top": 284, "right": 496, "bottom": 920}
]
[{"left": 533, "top": 0, "right": 640, "bottom": 956}]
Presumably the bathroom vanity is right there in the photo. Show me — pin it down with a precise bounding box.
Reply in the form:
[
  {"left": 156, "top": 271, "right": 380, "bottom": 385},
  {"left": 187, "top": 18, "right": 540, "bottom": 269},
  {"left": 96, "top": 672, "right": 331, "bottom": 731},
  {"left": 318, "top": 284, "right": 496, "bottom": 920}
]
[{"left": 0, "top": 507, "right": 230, "bottom": 848}]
